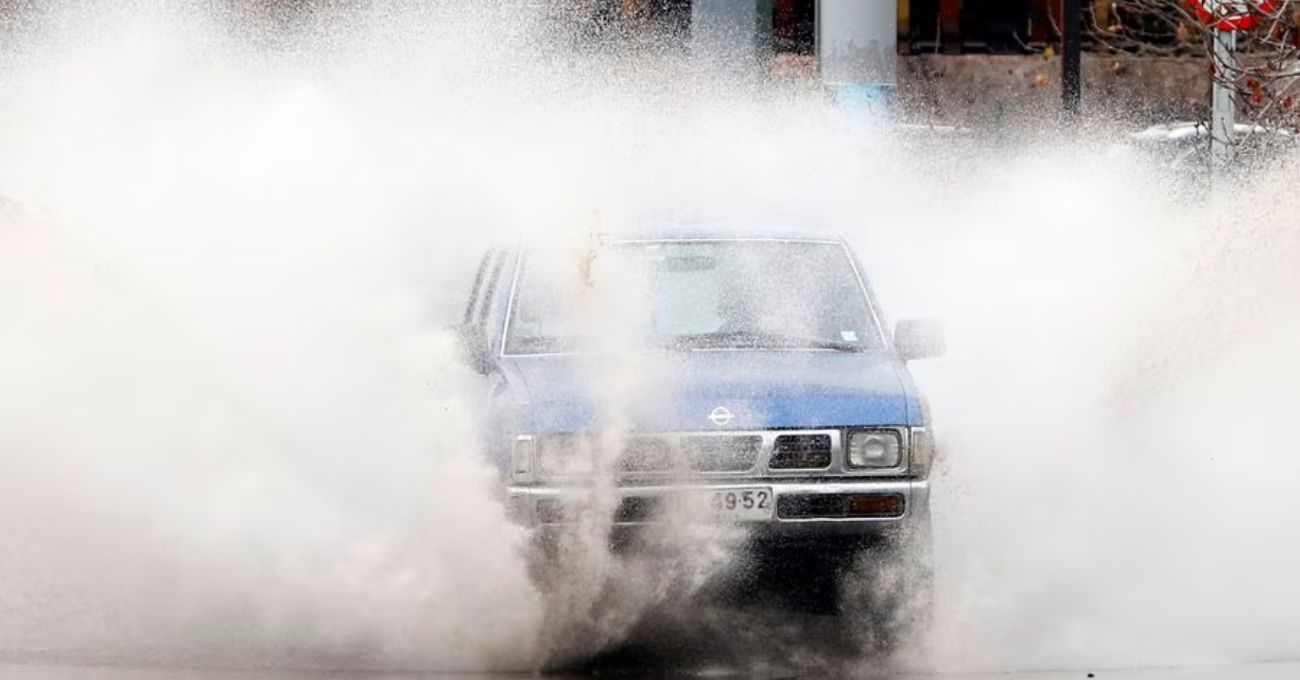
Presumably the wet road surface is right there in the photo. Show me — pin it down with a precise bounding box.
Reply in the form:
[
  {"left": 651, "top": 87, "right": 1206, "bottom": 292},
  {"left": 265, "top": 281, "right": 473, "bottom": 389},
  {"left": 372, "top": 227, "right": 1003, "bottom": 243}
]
[{"left": 4, "top": 662, "right": 1300, "bottom": 680}]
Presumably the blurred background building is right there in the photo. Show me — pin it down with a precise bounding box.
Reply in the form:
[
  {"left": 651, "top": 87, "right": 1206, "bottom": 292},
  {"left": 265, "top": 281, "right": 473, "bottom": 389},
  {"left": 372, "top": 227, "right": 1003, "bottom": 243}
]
[
  {"left": 218, "top": 0, "right": 1204, "bottom": 57},
  {"left": 7, "top": 0, "right": 1213, "bottom": 125},
  {"left": 530, "top": 0, "right": 1211, "bottom": 123},
  {"left": 523, "top": 1, "right": 1197, "bottom": 56}
]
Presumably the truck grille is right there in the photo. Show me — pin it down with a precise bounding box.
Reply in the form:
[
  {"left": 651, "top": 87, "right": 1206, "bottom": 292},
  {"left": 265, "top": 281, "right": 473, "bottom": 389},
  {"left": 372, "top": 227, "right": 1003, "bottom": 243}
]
[
  {"left": 618, "top": 436, "right": 674, "bottom": 472},
  {"left": 683, "top": 435, "right": 763, "bottom": 472},
  {"left": 535, "top": 429, "right": 854, "bottom": 477},
  {"left": 769, "top": 434, "right": 832, "bottom": 469}
]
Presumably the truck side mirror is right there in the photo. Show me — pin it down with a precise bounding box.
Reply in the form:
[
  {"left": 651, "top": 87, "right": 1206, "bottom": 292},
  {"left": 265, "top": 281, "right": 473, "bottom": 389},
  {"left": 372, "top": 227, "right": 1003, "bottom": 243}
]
[
  {"left": 895, "top": 318, "right": 945, "bottom": 361},
  {"left": 456, "top": 324, "right": 494, "bottom": 375}
]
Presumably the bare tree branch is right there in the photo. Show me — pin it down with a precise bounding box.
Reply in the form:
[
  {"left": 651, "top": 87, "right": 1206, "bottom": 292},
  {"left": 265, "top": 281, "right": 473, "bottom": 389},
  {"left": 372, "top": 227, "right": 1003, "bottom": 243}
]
[{"left": 1091, "top": 1, "right": 1300, "bottom": 129}]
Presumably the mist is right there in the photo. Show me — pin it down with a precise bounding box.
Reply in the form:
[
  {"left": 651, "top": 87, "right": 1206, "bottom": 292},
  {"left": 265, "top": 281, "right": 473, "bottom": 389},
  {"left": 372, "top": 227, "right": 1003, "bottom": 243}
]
[{"left": 1, "top": 0, "right": 1298, "bottom": 674}]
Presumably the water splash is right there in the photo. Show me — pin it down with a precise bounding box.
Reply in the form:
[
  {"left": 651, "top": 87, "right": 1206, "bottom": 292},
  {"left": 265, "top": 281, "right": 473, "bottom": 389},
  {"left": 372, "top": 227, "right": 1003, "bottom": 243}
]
[{"left": 0, "top": 1, "right": 1297, "bottom": 674}]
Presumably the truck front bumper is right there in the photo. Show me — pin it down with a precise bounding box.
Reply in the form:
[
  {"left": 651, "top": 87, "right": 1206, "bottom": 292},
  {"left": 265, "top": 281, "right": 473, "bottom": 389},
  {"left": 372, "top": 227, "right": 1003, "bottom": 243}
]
[{"left": 507, "top": 478, "right": 929, "bottom": 539}]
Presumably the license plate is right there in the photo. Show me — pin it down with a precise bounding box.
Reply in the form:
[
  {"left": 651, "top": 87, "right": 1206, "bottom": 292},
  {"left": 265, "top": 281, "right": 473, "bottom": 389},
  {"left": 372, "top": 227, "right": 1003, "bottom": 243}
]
[{"left": 704, "top": 487, "right": 774, "bottom": 522}]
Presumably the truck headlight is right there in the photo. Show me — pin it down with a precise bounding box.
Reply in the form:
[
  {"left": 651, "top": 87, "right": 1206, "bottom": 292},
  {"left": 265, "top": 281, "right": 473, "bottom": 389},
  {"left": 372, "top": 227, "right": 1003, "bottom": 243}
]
[
  {"left": 845, "top": 430, "right": 902, "bottom": 469},
  {"left": 536, "top": 435, "right": 595, "bottom": 476}
]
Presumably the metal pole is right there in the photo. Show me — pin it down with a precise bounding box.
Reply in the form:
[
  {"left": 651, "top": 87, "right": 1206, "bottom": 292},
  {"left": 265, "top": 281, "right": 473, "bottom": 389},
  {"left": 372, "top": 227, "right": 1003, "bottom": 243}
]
[
  {"left": 816, "top": 0, "right": 897, "bottom": 115},
  {"left": 1209, "top": 9, "right": 1237, "bottom": 177},
  {"left": 691, "top": 0, "right": 767, "bottom": 77},
  {"left": 1062, "top": 0, "right": 1082, "bottom": 119}
]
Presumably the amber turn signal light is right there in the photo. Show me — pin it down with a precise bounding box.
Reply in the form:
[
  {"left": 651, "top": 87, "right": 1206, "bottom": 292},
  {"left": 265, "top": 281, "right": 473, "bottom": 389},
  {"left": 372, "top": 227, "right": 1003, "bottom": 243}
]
[{"left": 846, "top": 494, "right": 905, "bottom": 518}]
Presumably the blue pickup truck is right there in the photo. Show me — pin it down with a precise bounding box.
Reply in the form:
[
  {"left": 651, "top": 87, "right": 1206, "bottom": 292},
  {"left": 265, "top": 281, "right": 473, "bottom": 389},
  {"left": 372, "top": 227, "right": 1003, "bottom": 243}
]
[{"left": 458, "top": 225, "right": 942, "bottom": 635}]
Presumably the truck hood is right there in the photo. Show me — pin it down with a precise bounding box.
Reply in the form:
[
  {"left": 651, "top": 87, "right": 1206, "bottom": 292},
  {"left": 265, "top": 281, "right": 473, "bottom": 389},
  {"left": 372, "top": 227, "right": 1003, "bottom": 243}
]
[{"left": 493, "top": 350, "right": 921, "bottom": 434}]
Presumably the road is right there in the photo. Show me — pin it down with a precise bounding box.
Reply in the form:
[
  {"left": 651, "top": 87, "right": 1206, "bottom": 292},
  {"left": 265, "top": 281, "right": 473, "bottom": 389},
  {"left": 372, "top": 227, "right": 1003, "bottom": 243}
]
[{"left": 4, "top": 662, "right": 1300, "bottom": 680}]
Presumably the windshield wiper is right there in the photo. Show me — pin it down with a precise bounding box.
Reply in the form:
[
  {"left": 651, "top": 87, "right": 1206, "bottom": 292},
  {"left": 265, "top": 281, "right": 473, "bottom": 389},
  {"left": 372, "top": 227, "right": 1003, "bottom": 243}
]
[{"left": 670, "top": 330, "right": 864, "bottom": 352}]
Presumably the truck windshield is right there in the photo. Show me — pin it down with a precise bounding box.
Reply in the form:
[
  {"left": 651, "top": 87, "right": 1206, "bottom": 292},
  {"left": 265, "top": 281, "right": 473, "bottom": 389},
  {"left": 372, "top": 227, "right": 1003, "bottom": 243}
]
[{"left": 504, "top": 240, "right": 883, "bottom": 355}]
